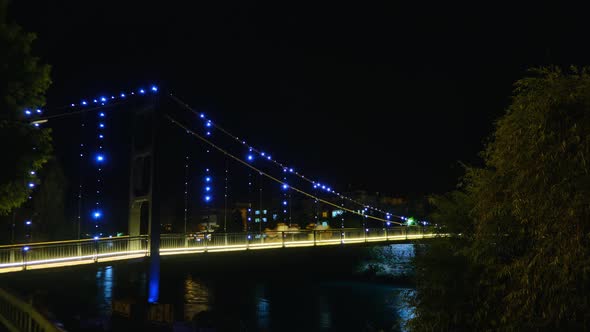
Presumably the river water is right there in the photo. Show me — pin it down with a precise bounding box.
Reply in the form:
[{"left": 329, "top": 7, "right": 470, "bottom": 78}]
[{"left": 1, "top": 244, "right": 416, "bottom": 331}]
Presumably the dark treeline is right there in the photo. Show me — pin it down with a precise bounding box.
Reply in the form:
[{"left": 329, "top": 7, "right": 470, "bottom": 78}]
[{"left": 408, "top": 67, "right": 590, "bottom": 331}]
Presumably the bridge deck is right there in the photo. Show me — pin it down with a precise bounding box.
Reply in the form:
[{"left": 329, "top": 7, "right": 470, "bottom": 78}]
[{"left": 0, "top": 227, "right": 438, "bottom": 273}]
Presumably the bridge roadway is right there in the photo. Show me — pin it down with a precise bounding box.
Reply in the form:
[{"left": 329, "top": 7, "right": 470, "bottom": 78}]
[{"left": 0, "top": 227, "right": 438, "bottom": 274}]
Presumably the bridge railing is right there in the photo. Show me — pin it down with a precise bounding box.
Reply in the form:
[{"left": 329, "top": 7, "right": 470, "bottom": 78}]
[
  {"left": 160, "top": 226, "right": 437, "bottom": 251},
  {"left": 0, "top": 288, "right": 64, "bottom": 332},
  {"left": 1, "top": 227, "right": 437, "bottom": 272},
  {"left": 0, "top": 236, "right": 148, "bottom": 272}
]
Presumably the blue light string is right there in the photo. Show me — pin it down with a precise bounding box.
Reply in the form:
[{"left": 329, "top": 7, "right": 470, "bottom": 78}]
[
  {"left": 24, "top": 109, "right": 43, "bottom": 194},
  {"left": 24, "top": 85, "right": 159, "bottom": 238},
  {"left": 203, "top": 117, "right": 213, "bottom": 231},
  {"left": 78, "top": 116, "right": 86, "bottom": 238},
  {"left": 21, "top": 110, "right": 44, "bottom": 240},
  {"left": 281, "top": 169, "right": 289, "bottom": 225},
  {"left": 164, "top": 113, "right": 404, "bottom": 225},
  {"left": 247, "top": 148, "right": 253, "bottom": 231},
  {"left": 170, "top": 95, "right": 401, "bottom": 221},
  {"left": 23, "top": 87, "right": 414, "bottom": 225},
  {"left": 93, "top": 105, "right": 106, "bottom": 236},
  {"left": 184, "top": 154, "right": 189, "bottom": 234}
]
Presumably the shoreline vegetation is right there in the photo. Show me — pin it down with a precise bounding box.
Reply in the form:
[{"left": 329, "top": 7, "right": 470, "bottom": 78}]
[{"left": 407, "top": 67, "right": 590, "bottom": 331}]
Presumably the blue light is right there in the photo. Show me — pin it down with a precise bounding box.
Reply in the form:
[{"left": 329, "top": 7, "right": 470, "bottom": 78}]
[
  {"left": 204, "top": 195, "right": 211, "bottom": 202},
  {"left": 99, "top": 134, "right": 104, "bottom": 139},
  {"left": 200, "top": 113, "right": 205, "bottom": 119},
  {"left": 24, "top": 110, "right": 31, "bottom": 115},
  {"left": 28, "top": 182, "right": 35, "bottom": 188},
  {"left": 93, "top": 236, "right": 99, "bottom": 240},
  {"left": 25, "top": 220, "right": 32, "bottom": 225},
  {"left": 205, "top": 176, "right": 211, "bottom": 182},
  {"left": 100, "top": 97, "right": 107, "bottom": 102},
  {"left": 99, "top": 112, "right": 105, "bottom": 117},
  {"left": 387, "top": 222, "right": 391, "bottom": 226},
  {"left": 71, "top": 103, "right": 75, "bottom": 107},
  {"left": 30, "top": 171, "right": 35, "bottom": 175},
  {"left": 139, "top": 89, "right": 145, "bottom": 94},
  {"left": 81, "top": 100, "right": 88, "bottom": 105},
  {"left": 36, "top": 109, "right": 42, "bottom": 114},
  {"left": 261, "top": 152, "right": 265, "bottom": 156},
  {"left": 326, "top": 187, "right": 331, "bottom": 192},
  {"left": 96, "top": 154, "right": 105, "bottom": 162},
  {"left": 151, "top": 85, "right": 158, "bottom": 92},
  {"left": 366, "top": 228, "right": 369, "bottom": 232},
  {"left": 321, "top": 185, "right": 326, "bottom": 189},
  {"left": 267, "top": 155, "right": 271, "bottom": 160},
  {"left": 247, "top": 154, "right": 254, "bottom": 161},
  {"left": 289, "top": 168, "right": 294, "bottom": 173},
  {"left": 93, "top": 211, "right": 102, "bottom": 219},
  {"left": 120, "top": 93, "right": 126, "bottom": 98},
  {"left": 205, "top": 186, "right": 211, "bottom": 192},
  {"left": 93, "top": 99, "right": 98, "bottom": 103},
  {"left": 23, "top": 246, "right": 30, "bottom": 252},
  {"left": 206, "top": 131, "right": 211, "bottom": 136},
  {"left": 99, "top": 123, "right": 105, "bottom": 128},
  {"left": 282, "top": 184, "right": 288, "bottom": 190},
  {"left": 206, "top": 121, "right": 212, "bottom": 127},
  {"left": 33, "top": 123, "right": 39, "bottom": 127},
  {"left": 283, "top": 201, "right": 288, "bottom": 206}
]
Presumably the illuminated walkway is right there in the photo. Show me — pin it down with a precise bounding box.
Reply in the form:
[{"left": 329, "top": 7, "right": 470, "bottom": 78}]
[{"left": 0, "top": 227, "right": 438, "bottom": 273}]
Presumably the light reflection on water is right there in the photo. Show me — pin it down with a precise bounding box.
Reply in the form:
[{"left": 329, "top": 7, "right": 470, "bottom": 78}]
[
  {"left": 318, "top": 295, "right": 332, "bottom": 329},
  {"left": 95, "top": 266, "right": 114, "bottom": 315},
  {"left": 183, "top": 275, "right": 211, "bottom": 321},
  {"left": 255, "top": 283, "right": 270, "bottom": 330}
]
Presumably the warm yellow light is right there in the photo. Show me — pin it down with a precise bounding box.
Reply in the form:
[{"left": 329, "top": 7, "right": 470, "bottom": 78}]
[{"left": 0, "top": 232, "right": 443, "bottom": 273}]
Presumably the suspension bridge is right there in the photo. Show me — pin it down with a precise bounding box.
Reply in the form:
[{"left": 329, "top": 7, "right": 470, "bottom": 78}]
[
  {"left": 2, "top": 84, "right": 437, "bottom": 275},
  {"left": 0, "top": 84, "right": 442, "bottom": 331}
]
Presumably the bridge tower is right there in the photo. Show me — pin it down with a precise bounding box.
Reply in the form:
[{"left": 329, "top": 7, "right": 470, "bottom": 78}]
[
  {"left": 128, "top": 99, "right": 162, "bottom": 303},
  {"left": 128, "top": 104, "right": 156, "bottom": 237}
]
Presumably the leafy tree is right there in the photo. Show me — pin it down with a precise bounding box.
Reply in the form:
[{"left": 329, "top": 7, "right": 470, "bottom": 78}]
[
  {"left": 467, "top": 66, "right": 590, "bottom": 330},
  {"left": 409, "top": 67, "right": 590, "bottom": 331},
  {"left": 0, "top": 0, "right": 52, "bottom": 215},
  {"left": 427, "top": 189, "right": 473, "bottom": 236}
]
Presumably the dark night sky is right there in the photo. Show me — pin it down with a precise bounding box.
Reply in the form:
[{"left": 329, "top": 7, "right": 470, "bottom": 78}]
[{"left": 9, "top": 2, "right": 590, "bottom": 197}]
